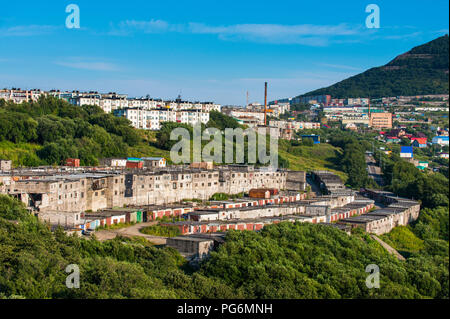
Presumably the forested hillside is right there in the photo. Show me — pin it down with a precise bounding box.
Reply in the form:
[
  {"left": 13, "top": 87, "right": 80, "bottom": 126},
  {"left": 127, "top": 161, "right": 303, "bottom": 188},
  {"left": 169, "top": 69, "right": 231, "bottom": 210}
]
[
  {"left": 0, "top": 98, "right": 348, "bottom": 175},
  {"left": 302, "top": 35, "right": 449, "bottom": 98},
  {"left": 0, "top": 96, "right": 142, "bottom": 166}
]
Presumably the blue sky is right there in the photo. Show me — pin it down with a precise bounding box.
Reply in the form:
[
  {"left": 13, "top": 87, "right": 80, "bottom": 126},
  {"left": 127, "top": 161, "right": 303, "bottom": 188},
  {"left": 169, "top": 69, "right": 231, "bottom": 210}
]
[{"left": 0, "top": 0, "right": 448, "bottom": 105}]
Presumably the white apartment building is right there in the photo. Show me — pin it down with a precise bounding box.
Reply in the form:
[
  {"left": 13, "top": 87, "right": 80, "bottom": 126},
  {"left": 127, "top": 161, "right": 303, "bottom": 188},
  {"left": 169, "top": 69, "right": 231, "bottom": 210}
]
[
  {"left": 115, "top": 108, "right": 210, "bottom": 130},
  {"left": 165, "top": 100, "right": 221, "bottom": 112},
  {"left": 127, "top": 98, "right": 164, "bottom": 110},
  {"left": 0, "top": 89, "right": 43, "bottom": 103},
  {"left": 102, "top": 98, "right": 128, "bottom": 113},
  {"left": 70, "top": 95, "right": 101, "bottom": 107},
  {"left": 269, "top": 120, "right": 321, "bottom": 130},
  {"left": 345, "top": 98, "right": 369, "bottom": 106},
  {"left": 1, "top": 88, "right": 220, "bottom": 130},
  {"left": 201, "top": 102, "right": 221, "bottom": 112},
  {"left": 115, "top": 108, "right": 149, "bottom": 129},
  {"left": 226, "top": 109, "right": 266, "bottom": 125},
  {"left": 178, "top": 110, "right": 210, "bottom": 126},
  {"left": 268, "top": 102, "right": 290, "bottom": 117}
]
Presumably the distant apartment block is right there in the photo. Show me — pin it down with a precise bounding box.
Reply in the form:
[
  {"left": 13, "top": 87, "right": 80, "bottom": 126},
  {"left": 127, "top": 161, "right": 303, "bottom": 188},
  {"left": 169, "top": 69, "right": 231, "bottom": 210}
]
[
  {"left": 114, "top": 108, "right": 210, "bottom": 130},
  {"left": 293, "top": 95, "right": 331, "bottom": 106},
  {"left": 0, "top": 89, "right": 221, "bottom": 129},
  {"left": 432, "top": 135, "right": 449, "bottom": 146},
  {"left": 0, "top": 88, "right": 43, "bottom": 103},
  {"left": 223, "top": 108, "right": 266, "bottom": 125},
  {"left": 369, "top": 112, "right": 393, "bottom": 129},
  {"left": 269, "top": 120, "right": 321, "bottom": 130}
]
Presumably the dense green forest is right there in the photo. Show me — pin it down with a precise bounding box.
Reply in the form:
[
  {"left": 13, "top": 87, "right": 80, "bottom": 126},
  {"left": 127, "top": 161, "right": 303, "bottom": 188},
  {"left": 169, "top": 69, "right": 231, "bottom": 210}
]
[
  {"left": 301, "top": 35, "right": 449, "bottom": 98},
  {"left": 0, "top": 96, "right": 139, "bottom": 166},
  {"left": 0, "top": 99, "right": 292, "bottom": 168},
  {"left": 154, "top": 111, "right": 291, "bottom": 168},
  {"left": 0, "top": 97, "right": 350, "bottom": 176},
  {"left": 380, "top": 154, "right": 449, "bottom": 209},
  {"left": 0, "top": 194, "right": 448, "bottom": 299},
  {"left": 327, "top": 132, "right": 375, "bottom": 189}
]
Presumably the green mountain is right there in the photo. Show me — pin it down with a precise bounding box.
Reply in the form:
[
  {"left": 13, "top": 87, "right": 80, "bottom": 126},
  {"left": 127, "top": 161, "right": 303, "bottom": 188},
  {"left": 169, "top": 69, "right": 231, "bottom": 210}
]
[{"left": 302, "top": 35, "right": 449, "bottom": 98}]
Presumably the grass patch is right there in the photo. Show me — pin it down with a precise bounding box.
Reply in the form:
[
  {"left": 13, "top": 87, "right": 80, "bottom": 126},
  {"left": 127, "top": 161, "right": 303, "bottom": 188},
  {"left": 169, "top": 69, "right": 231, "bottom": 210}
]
[
  {"left": 380, "top": 226, "right": 425, "bottom": 255},
  {"left": 209, "top": 192, "right": 244, "bottom": 201},
  {"left": 277, "top": 141, "right": 347, "bottom": 181},
  {"left": 140, "top": 224, "right": 181, "bottom": 237},
  {"left": 0, "top": 141, "right": 42, "bottom": 167}
]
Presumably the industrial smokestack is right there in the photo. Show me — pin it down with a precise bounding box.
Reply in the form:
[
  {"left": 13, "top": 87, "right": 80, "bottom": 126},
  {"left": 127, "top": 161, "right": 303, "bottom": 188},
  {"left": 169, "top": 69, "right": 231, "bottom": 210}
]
[{"left": 264, "top": 82, "right": 267, "bottom": 126}]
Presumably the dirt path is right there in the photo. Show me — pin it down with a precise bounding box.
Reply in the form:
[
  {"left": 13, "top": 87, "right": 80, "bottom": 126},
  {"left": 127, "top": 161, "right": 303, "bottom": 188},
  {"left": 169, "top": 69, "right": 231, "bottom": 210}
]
[
  {"left": 371, "top": 235, "right": 406, "bottom": 261},
  {"left": 94, "top": 221, "right": 168, "bottom": 245}
]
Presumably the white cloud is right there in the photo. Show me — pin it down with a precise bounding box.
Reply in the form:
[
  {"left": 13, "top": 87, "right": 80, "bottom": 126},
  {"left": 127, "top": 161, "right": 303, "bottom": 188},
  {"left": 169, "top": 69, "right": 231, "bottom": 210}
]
[
  {"left": 111, "top": 19, "right": 361, "bottom": 46},
  {"left": 316, "top": 63, "right": 363, "bottom": 71},
  {"left": 55, "top": 60, "right": 120, "bottom": 71},
  {"left": 188, "top": 22, "right": 357, "bottom": 36},
  {"left": 383, "top": 32, "right": 422, "bottom": 40},
  {"left": 110, "top": 19, "right": 184, "bottom": 35},
  {"left": 0, "top": 25, "right": 58, "bottom": 37}
]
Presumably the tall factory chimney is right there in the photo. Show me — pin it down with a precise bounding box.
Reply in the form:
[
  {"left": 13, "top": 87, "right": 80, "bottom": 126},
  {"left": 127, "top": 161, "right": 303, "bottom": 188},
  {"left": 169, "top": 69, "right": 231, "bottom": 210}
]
[
  {"left": 264, "top": 82, "right": 267, "bottom": 126},
  {"left": 246, "top": 91, "right": 249, "bottom": 109}
]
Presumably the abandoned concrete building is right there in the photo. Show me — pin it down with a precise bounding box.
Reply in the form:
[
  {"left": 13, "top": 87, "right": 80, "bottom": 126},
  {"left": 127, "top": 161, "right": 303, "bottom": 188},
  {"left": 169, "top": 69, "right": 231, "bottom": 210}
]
[
  {"left": 0, "top": 165, "right": 306, "bottom": 215},
  {"left": 311, "top": 170, "right": 346, "bottom": 195},
  {"left": 338, "top": 190, "right": 420, "bottom": 235},
  {"left": 166, "top": 233, "right": 226, "bottom": 262}
]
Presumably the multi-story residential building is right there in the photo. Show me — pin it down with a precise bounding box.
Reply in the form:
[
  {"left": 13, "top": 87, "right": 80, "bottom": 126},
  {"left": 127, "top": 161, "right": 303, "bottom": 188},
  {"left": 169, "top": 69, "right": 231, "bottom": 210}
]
[
  {"left": 0, "top": 88, "right": 220, "bottom": 117},
  {"left": 99, "top": 97, "right": 129, "bottom": 113},
  {"left": 341, "top": 114, "right": 370, "bottom": 126},
  {"left": 0, "top": 88, "right": 43, "bottom": 103},
  {"left": 432, "top": 135, "right": 449, "bottom": 146},
  {"left": 291, "top": 95, "right": 331, "bottom": 106},
  {"left": 69, "top": 94, "right": 102, "bottom": 107},
  {"left": 345, "top": 98, "right": 369, "bottom": 106},
  {"left": 267, "top": 102, "right": 290, "bottom": 117},
  {"left": 0, "top": 88, "right": 221, "bottom": 131},
  {"left": 163, "top": 98, "right": 221, "bottom": 112},
  {"left": 223, "top": 108, "right": 266, "bottom": 125},
  {"left": 269, "top": 120, "right": 321, "bottom": 131},
  {"left": 114, "top": 108, "right": 210, "bottom": 130},
  {"left": 369, "top": 112, "right": 393, "bottom": 129},
  {"left": 114, "top": 108, "right": 150, "bottom": 129}
]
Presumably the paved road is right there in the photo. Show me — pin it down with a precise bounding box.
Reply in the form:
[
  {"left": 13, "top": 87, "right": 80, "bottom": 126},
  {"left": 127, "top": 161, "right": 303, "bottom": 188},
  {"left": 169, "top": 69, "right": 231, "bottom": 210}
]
[
  {"left": 94, "top": 221, "right": 168, "bottom": 245},
  {"left": 365, "top": 155, "right": 384, "bottom": 186}
]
